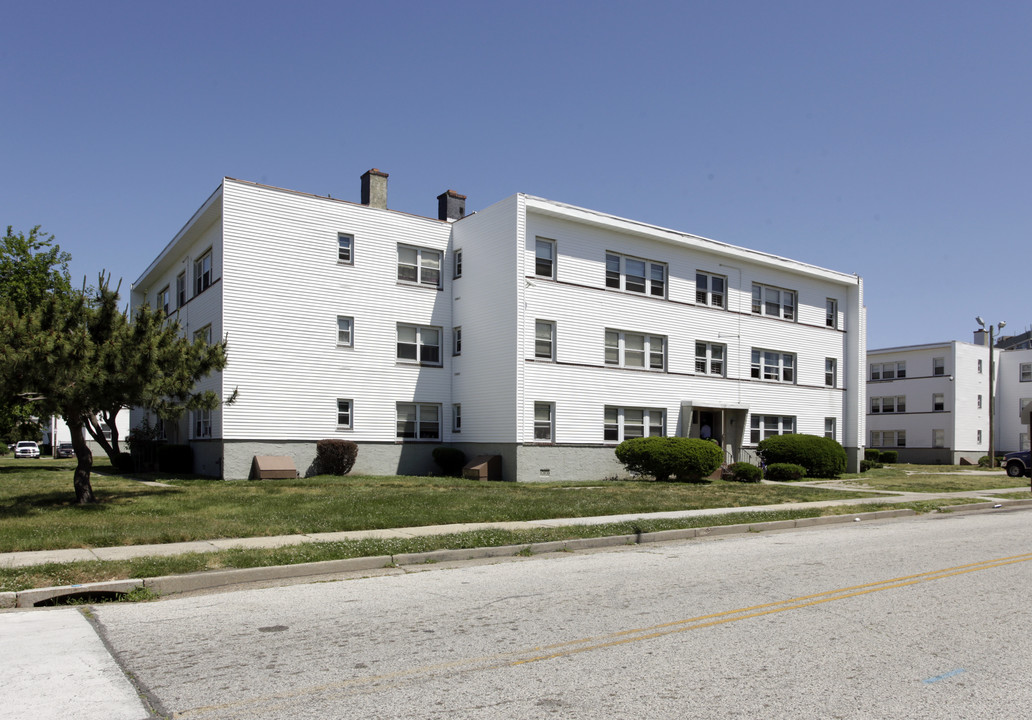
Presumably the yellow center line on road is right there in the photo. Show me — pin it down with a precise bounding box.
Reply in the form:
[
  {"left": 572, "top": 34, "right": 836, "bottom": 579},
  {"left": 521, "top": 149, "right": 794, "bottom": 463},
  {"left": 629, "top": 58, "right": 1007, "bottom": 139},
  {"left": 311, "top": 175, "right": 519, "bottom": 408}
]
[{"left": 174, "top": 552, "right": 1032, "bottom": 718}]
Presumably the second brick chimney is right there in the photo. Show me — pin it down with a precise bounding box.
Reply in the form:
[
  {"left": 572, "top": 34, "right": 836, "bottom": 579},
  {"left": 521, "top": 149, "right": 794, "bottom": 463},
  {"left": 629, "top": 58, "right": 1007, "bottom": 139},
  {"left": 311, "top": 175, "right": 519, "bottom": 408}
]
[{"left": 360, "top": 169, "right": 388, "bottom": 209}]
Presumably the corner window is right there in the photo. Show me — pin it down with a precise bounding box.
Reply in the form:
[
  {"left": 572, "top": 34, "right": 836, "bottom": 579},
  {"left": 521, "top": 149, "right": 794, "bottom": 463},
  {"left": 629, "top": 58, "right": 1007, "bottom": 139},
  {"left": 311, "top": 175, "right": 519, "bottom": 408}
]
[
  {"left": 535, "top": 238, "right": 555, "bottom": 279},
  {"left": 452, "top": 404, "right": 461, "bottom": 433},
  {"left": 696, "top": 272, "right": 726, "bottom": 308},
  {"left": 176, "top": 272, "right": 186, "bottom": 308},
  {"left": 454, "top": 249, "right": 462, "bottom": 278},
  {"left": 337, "top": 316, "right": 353, "bottom": 347},
  {"left": 338, "top": 234, "right": 354, "bottom": 264},
  {"left": 192, "top": 409, "right": 212, "bottom": 439},
  {"left": 453, "top": 327, "right": 462, "bottom": 356},
  {"left": 396, "top": 403, "right": 440, "bottom": 440},
  {"left": 750, "top": 415, "right": 795, "bottom": 444},
  {"left": 337, "top": 399, "right": 352, "bottom": 429},
  {"left": 397, "top": 324, "right": 441, "bottom": 365},
  {"left": 825, "top": 358, "right": 837, "bottom": 387},
  {"left": 606, "top": 252, "right": 666, "bottom": 297},
  {"left": 750, "top": 349, "right": 795, "bottom": 383},
  {"left": 826, "top": 298, "right": 838, "bottom": 328},
  {"left": 535, "top": 320, "right": 555, "bottom": 360},
  {"left": 605, "top": 330, "right": 665, "bottom": 370},
  {"left": 193, "top": 250, "right": 212, "bottom": 297},
  {"left": 604, "top": 406, "right": 665, "bottom": 442},
  {"left": 751, "top": 283, "right": 796, "bottom": 321},
  {"left": 932, "top": 357, "right": 945, "bottom": 376},
  {"left": 398, "top": 245, "right": 442, "bottom": 288},
  {"left": 534, "top": 402, "right": 553, "bottom": 442},
  {"left": 695, "top": 342, "right": 725, "bottom": 376},
  {"left": 158, "top": 286, "right": 170, "bottom": 317}
]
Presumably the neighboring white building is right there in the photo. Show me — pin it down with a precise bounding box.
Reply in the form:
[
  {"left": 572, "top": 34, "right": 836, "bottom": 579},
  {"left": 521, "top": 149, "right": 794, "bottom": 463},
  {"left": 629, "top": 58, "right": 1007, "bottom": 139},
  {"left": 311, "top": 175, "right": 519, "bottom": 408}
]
[
  {"left": 43, "top": 409, "right": 130, "bottom": 456},
  {"left": 131, "top": 171, "right": 867, "bottom": 481},
  {"left": 866, "top": 334, "right": 1032, "bottom": 464}
]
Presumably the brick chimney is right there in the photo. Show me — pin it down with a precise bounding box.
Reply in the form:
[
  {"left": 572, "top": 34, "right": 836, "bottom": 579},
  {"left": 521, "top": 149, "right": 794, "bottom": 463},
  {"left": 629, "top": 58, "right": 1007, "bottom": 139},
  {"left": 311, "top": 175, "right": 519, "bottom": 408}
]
[
  {"left": 437, "top": 190, "right": 466, "bottom": 221},
  {"left": 360, "top": 169, "right": 388, "bottom": 209}
]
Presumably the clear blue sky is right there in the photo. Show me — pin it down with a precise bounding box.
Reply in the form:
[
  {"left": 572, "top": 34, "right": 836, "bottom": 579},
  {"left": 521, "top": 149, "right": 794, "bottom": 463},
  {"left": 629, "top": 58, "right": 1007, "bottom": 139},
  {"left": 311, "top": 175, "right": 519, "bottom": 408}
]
[{"left": 3, "top": 1, "right": 1028, "bottom": 349}]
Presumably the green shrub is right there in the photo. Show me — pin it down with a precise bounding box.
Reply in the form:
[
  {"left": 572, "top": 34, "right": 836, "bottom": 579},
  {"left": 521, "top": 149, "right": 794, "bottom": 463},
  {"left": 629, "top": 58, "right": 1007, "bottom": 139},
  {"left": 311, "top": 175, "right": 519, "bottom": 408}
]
[
  {"left": 879, "top": 450, "right": 898, "bottom": 463},
  {"left": 725, "top": 461, "right": 762, "bottom": 482},
  {"left": 615, "top": 437, "right": 723, "bottom": 482},
  {"left": 155, "top": 444, "right": 193, "bottom": 474},
  {"left": 316, "top": 439, "right": 358, "bottom": 476},
  {"left": 864, "top": 449, "right": 881, "bottom": 461},
  {"left": 860, "top": 459, "right": 883, "bottom": 472},
  {"left": 432, "top": 446, "right": 467, "bottom": 476},
  {"left": 758, "top": 434, "right": 847, "bottom": 479},
  {"left": 764, "top": 463, "right": 807, "bottom": 481}
]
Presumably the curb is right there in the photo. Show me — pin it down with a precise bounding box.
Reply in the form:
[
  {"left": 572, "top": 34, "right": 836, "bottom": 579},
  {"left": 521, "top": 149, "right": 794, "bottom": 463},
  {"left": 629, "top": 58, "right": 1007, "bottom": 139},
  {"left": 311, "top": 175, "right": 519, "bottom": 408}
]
[{"left": 2, "top": 503, "right": 1024, "bottom": 608}]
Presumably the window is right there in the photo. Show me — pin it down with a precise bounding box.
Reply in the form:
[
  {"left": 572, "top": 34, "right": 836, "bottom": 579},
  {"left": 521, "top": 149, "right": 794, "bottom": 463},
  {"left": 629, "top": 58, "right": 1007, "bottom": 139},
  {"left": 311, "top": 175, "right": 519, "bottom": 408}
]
[
  {"left": 454, "top": 249, "right": 462, "bottom": 278},
  {"left": 396, "top": 403, "right": 440, "bottom": 440},
  {"left": 452, "top": 404, "right": 461, "bottom": 433},
  {"left": 751, "top": 283, "right": 796, "bottom": 321},
  {"left": 750, "top": 349, "right": 795, "bottom": 383},
  {"left": 695, "top": 342, "right": 725, "bottom": 376},
  {"left": 871, "top": 396, "right": 906, "bottom": 413},
  {"left": 870, "top": 430, "right": 905, "bottom": 447},
  {"left": 1021, "top": 432, "right": 1029, "bottom": 452},
  {"left": 825, "top": 358, "right": 837, "bottom": 387},
  {"left": 193, "top": 409, "right": 212, "bottom": 438},
  {"left": 933, "top": 357, "right": 945, "bottom": 376},
  {"left": 154, "top": 416, "right": 166, "bottom": 441},
  {"left": 194, "top": 250, "right": 212, "bottom": 296},
  {"left": 337, "top": 399, "right": 352, "bottom": 429},
  {"left": 977, "top": 429, "right": 982, "bottom": 444},
  {"left": 194, "top": 324, "right": 212, "bottom": 345},
  {"left": 870, "top": 361, "right": 905, "bottom": 380},
  {"left": 977, "top": 359, "right": 983, "bottom": 374},
  {"left": 337, "top": 316, "right": 353, "bottom": 347},
  {"left": 606, "top": 252, "right": 666, "bottom": 297},
  {"left": 933, "top": 393, "right": 945, "bottom": 412},
  {"left": 397, "top": 325, "right": 441, "bottom": 365},
  {"left": 977, "top": 394, "right": 982, "bottom": 410},
  {"left": 605, "top": 330, "right": 665, "bottom": 370},
  {"left": 696, "top": 272, "right": 726, "bottom": 308},
  {"left": 338, "top": 234, "right": 353, "bottom": 264},
  {"left": 604, "top": 406, "right": 664, "bottom": 442},
  {"left": 158, "top": 286, "right": 170, "bottom": 316},
  {"left": 535, "top": 238, "right": 555, "bottom": 278},
  {"left": 176, "top": 272, "right": 186, "bottom": 308},
  {"left": 933, "top": 429, "right": 944, "bottom": 448},
  {"left": 825, "top": 417, "right": 836, "bottom": 440},
  {"left": 534, "top": 402, "right": 553, "bottom": 442},
  {"left": 826, "top": 298, "right": 838, "bottom": 328},
  {"left": 535, "top": 320, "right": 555, "bottom": 360},
  {"left": 750, "top": 415, "right": 795, "bottom": 444},
  {"left": 453, "top": 327, "right": 462, "bottom": 356},
  {"left": 398, "top": 245, "right": 442, "bottom": 288},
  {"left": 1021, "top": 363, "right": 1032, "bottom": 382}
]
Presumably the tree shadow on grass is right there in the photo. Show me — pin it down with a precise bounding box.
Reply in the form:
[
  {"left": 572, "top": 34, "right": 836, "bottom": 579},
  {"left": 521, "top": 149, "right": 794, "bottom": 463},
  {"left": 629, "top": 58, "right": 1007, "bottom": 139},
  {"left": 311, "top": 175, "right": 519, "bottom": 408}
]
[{"left": 0, "top": 485, "right": 184, "bottom": 517}]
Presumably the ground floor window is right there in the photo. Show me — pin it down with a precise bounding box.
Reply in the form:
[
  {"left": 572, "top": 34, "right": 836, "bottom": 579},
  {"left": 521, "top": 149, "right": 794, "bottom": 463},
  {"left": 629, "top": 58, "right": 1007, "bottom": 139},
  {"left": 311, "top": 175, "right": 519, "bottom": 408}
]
[
  {"left": 337, "top": 399, "right": 352, "bottom": 429},
  {"left": 192, "top": 409, "right": 212, "bottom": 439},
  {"left": 396, "top": 403, "right": 440, "bottom": 440},
  {"left": 750, "top": 415, "right": 795, "bottom": 444},
  {"left": 604, "top": 406, "right": 664, "bottom": 442},
  {"left": 933, "top": 429, "right": 944, "bottom": 448},
  {"left": 534, "top": 402, "right": 554, "bottom": 442},
  {"left": 870, "top": 430, "right": 905, "bottom": 447},
  {"left": 824, "top": 417, "right": 836, "bottom": 441}
]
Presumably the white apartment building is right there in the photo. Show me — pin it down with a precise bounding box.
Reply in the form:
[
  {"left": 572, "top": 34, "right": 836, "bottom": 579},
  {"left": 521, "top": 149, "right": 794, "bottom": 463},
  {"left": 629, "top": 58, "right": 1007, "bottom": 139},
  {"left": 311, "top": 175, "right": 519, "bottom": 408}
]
[{"left": 131, "top": 171, "right": 866, "bottom": 481}]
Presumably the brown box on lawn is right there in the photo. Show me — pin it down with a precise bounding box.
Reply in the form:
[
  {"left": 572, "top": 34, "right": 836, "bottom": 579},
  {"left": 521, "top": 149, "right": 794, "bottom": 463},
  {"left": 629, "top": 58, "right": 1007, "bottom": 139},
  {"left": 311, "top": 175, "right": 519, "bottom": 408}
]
[
  {"left": 251, "top": 455, "right": 298, "bottom": 479},
  {"left": 463, "top": 454, "right": 502, "bottom": 481}
]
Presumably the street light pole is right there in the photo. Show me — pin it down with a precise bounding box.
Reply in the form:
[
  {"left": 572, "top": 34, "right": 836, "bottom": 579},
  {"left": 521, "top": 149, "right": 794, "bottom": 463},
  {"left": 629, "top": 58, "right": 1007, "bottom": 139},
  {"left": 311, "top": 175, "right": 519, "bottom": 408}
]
[{"left": 976, "top": 317, "right": 1006, "bottom": 468}]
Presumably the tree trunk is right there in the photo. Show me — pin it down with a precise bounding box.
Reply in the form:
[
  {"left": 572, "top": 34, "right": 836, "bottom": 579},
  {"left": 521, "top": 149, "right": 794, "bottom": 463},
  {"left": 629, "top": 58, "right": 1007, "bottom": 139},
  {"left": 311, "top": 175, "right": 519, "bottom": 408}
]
[
  {"left": 85, "top": 412, "right": 120, "bottom": 466},
  {"left": 68, "top": 419, "right": 96, "bottom": 504}
]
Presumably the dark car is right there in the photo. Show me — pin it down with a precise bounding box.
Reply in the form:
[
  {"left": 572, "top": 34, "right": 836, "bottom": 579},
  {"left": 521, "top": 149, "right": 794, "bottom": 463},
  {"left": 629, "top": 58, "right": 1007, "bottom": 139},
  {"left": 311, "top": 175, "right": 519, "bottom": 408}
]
[
  {"left": 1003, "top": 450, "right": 1031, "bottom": 478},
  {"left": 56, "top": 442, "right": 75, "bottom": 459}
]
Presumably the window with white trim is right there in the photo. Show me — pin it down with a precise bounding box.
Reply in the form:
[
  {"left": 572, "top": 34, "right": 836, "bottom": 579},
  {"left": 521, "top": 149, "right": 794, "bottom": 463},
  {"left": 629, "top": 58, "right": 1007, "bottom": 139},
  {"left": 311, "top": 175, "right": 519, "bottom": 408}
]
[
  {"left": 933, "top": 393, "right": 944, "bottom": 412},
  {"left": 870, "top": 430, "right": 906, "bottom": 447},
  {"left": 1020, "top": 432, "right": 1029, "bottom": 452},
  {"left": 824, "top": 417, "right": 836, "bottom": 440},
  {"left": 976, "top": 394, "right": 982, "bottom": 410},
  {"left": 397, "top": 324, "right": 441, "bottom": 365},
  {"left": 695, "top": 272, "right": 726, "bottom": 308},
  {"left": 933, "top": 429, "right": 944, "bottom": 448},
  {"left": 337, "top": 399, "right": 352, "bottom": 428},
  {"left": 977, "top": 359, "right": 983, "bottom": 374},
  {"left": 396, "top": 403, "right": 440, "bottom": 440},
  {"left": 1021, "top": 363, "right": 1032, "bottom": 382},
  {"left": 452, "top": 404, "right": 461, "bottom": 433},
  {"left": 825, "top": 358, "right": 837, "bottom": 387},
  {"left": 826, "top": 298, "right": 838, "bottom": 328},
  {"left": 605, "top": 252, "right": 666, "bottom": 297},
  {"left": 871, "top": 396, "right": 906, "bottom": 413},
  {"left": 932, "top": 357, "right": 945, "bottom": 376},
  {"left": 453, "top": 327, "right": 461, "bottom": 356},
  {"left": 535, "top": 238, "right": 555, "bottom": 279},
  {"left": 605, "top": 330, "right": 665, "bottom": 370},
  {"left": 194, "top": 250, "right": 212, "bottom": 296},
  {"left": 158, "top": 286, "right": 170, "bottom": 316},
  {"left": 176, "top": 272, "right": 186, "bottom": 308},
  {"left": 454, "top": 249, "right": 462, "bottom": 278},
  {"left": 751, "top": 283, "right": 796, "bottom": 320},
  {"left": 750, "top": 349, "right": 795, "bottom": 383},
  {"left": 604, "top": 406, "right": 664, "bottom": 442},
  {"left": 870, "top": 361, "right": 905, "bottom": 380},
  {"left": 192, "top": 408, "right": 212, "bottom": 438},
  {"left": 534, "top": 402, "right": 553, "bottom": 442},
  {"left": 397, "top": 245, "right": 442, "bottom": 288},
  {"left": 535, "top": 320, "right": 555, "bottom": 360},
  {"left": 338, "top": 233, "right": 354, "bottom": 264},
  {"left": 750, "top": 415, "right": 795, "bottom": 443},
  {"left": 695, "top": 342, "right": 725, "bottom": 376},
  {"left": 337, "top": 316, "right": 353, "bottom": 347}
]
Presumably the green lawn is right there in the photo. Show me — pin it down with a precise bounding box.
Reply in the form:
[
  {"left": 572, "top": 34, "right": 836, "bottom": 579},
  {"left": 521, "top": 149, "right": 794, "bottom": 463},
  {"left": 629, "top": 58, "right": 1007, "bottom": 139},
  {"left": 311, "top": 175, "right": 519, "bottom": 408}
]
[{"left": 833, "top": 465, "right": 1027, "bottom": 493}]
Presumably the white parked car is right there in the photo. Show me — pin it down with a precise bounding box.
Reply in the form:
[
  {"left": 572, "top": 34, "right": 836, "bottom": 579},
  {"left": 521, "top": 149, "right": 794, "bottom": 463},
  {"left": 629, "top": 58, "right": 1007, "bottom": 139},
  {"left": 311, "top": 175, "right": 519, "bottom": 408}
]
[{"left": 14, "top": 441, "right": 41, "bottom": 459}]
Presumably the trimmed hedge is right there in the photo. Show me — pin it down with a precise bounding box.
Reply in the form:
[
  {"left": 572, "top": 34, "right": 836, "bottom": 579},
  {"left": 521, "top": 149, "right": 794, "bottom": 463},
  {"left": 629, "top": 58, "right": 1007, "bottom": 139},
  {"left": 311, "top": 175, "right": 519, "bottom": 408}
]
[
  {"left": 879, "top": 450, "right": 898, "bottom": 463},
  {"left": 764, "top": 463, "right": 807, "bottom": 481},
  {"left": 864, "top": 449, "right": 882, "bottom": 461},
  {"left": 156, "top": 444, "right": 193, "bottom": 474},
  {"left": 725, "top": 461, "right": 762, "bottom": 483},
  {"left": 860, "top": 459, "right": 882, "bottom": 472},
  {"left": 432, "top": 447, "right": 467, "bottom": 476},
  {"left": 316, "top": 439, "right": 358, "bottom": 476},
  {"left": 615, "top": 436, "right": 723, "bottom": 482},
  {"left": 758, "top": 434, "right": 847, "bottom": 479}
]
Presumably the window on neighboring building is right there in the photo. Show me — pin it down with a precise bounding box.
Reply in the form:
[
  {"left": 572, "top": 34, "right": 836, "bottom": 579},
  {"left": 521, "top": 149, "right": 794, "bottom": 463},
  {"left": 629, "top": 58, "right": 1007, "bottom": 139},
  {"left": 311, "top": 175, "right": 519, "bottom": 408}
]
[
  {"left": 337, "top": 399, "right": 352, "bottom": 429},
  {"left": 452, "top": 404, "right": 461, "bottom": 433},
  {"left": 337, "top": 316, "right": 353, "bottom": 347},
  {"left": 871, "top": 396, "right": 906, "bottom": 413},
  {"left": 193, "top": 250, "right": 212, "bottom": 296},
  {"left": 977, "top": 394, "right": 982, "bottom": 409},
  {"left": 453, "top": 327, "right": 462, "bottom": 356},
  {"left": 1020, "top": 432, "right": 1029, "bottom": 452},
  {"left": 750, "top": 415, "right": 795, "bottom": 444},
  {"left": 1021, "top": 363, "right": 1032, "bottom": 382},
  {"left": 825, "top": 358, "right": 837, "bottom": 387},
  {"left": 826, "top": 298, "right": 838, "bottom": 328},
  {"left": 606, "top": 252, "right": 666, "bottom": 297},
  {"left": 977, "top": 429, "right": 982, "bottom": 444},
  {"left": 193, "top": 408, "right": 212, "bottom": 439},
  {"left": 695, "top": 272, "right": 726, "bottom": 308},
  {"left": 396, "top": 403, "right": 441, "bottom": 440},
  {"left": 870, "top": 430, "right": 905, "bottom": 447},
  {"left": 534, "top": 402, "right": 553, "bottom": 442},
  {"left": 397, "top": 324, "right": 441, "bottom": 365},
  {"left": 535, "top": 320, "right": 555, "bottom": 360},
  {"left": 933, "top": 429, "right": 944, "bottom": 448},
  {"left": 397, "top": 245, "right": 442, "bottom": 288},
  {"left": 604, "top": 406, "right": 664, "bottom": 442},
  {"left": 605, "top": 330, "right": 665, "bottom": 370},
  {"left": 750, "top": 349, "right": 795, "bottom": 383},
  {"left": 176, "top": 272, "right": 186, "bottom": 308},
  {"left": 338, "top": 233, "right": 354, "bottom": 264},
  {"left": 977, "top": 359, "right": 983, "bottom": 374},
  {"left": 825, "top": 417, "right": 836, "bottom": 440},
  {"left": 870, "top": 361, "right": 905, "bottom": 380},
  {"left": 751, "top": 283, "right": 796, "bottom": 321},
  {"left": 194, "top": 324, "right": 212, "bottom": 345},
  {"left": 454, "top": 249, "right": 462, "bottom": 278},
  {"left": 933, "top": 357, "right": 945, "bottom": 376},
  {"left": 933, "top": 393, "right": 944, "bottom": 412},
  {"left": 695, "top": 342, "right": 725, "bottom": 376},
  {"left": 535, "top": 238, "right": 555, "bottom": 279},
  {"left": 158, "top": 286, "right": 170, "bottom": 316}
]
